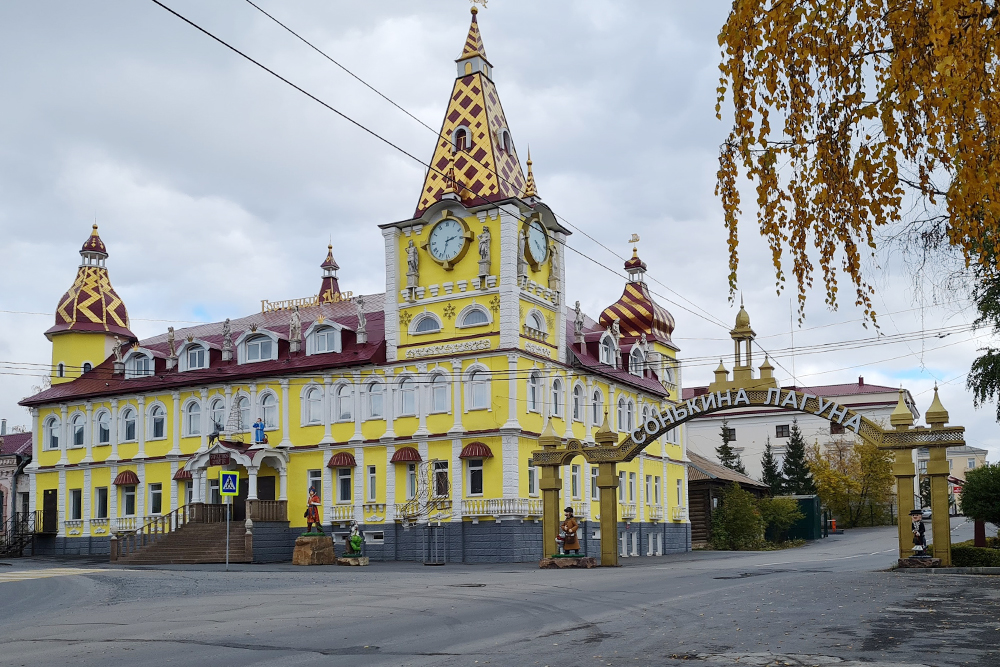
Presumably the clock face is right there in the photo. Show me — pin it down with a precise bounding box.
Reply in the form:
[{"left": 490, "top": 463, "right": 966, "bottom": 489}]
[
  {"left": 428, "top": 218, "right": 466, "bottom": 262},
  {"left": 528, "top": 220, "right": 548, "bottom": 264}
]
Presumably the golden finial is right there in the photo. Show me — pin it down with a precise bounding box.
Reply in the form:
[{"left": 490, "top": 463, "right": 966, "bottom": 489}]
[
  {"left": 470, "top": 0, "right": 487, "bottom": 11},
  {"left": 925, "top": 383, "right": 950, "bottom": 426},
  {"left": 628, "top": 233, "right": 640, "bottom": 257},
  {"left": 523, "top": 147, "right": 538, "bottom": 198},
  {"left": 890, "top": 386, "right": 914, "bottom": 429}
]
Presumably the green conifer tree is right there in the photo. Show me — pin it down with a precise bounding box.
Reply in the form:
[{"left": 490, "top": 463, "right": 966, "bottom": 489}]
[
  {"left": 761, "top": 436, "right": 784, "bottom": 495},
  {"left": 717, "top": 419, "right": 748, "bottom": 475},
  {"left": 781, "top": 419, "right": 816, "bottom": 495}
]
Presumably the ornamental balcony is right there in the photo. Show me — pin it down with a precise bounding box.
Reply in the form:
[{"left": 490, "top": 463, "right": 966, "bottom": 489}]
[
  {"left": 571, "top": 501, "right": 589, "bottom": 520},
  {"left": 113, "top": 516, "right": 140, "bottom": 534},
  {"left": 522, "top": 325, "right": 548, "bottom": 342},
  {"left": 672, "top": 506, "right": 689, "bottom": 521},
  {"left": 329, "top": 505, "right": 356, "bottom": 524},
  {"left": 648, "top": 506, "right": 665, "bottom": 522},
  {"left": 461, "top": 498, "right": 543, "bottom": 523},
  {"left": 621, "top": 503, "right": 637, "bottom": 520}
]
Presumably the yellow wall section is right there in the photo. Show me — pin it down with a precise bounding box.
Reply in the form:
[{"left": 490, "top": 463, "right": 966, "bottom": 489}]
[{"left": 50, "top": 332, "right": 113, "bottom": 383}]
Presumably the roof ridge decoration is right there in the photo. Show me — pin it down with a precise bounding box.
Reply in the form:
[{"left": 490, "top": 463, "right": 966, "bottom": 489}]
[{"left": 414, "top": 8, "right": 526, "bottom": 215}]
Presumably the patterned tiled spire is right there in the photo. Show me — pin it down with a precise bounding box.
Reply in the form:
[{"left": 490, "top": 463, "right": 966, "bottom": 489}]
[
  {"left": 459, "top": 6, "right": 488, "bottom": 62},
  {"left": 523, "top": 149, "right": 539, "bottom": 199},
  {"left": 46, "top": 226, "right": 133, "bottom": 339}
]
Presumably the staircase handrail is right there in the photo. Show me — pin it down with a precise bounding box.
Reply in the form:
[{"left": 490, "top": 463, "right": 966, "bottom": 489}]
[{"left": 114, "top": 504, "right": 199, "bottom": 560}]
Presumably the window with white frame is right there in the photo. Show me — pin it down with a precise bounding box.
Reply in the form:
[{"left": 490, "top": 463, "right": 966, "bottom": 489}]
[
  {"left": 469, "top": 370, "right": 488, "bottom": 410},
  {"left": 629, "top": 472, "right": 636, "bottom": 502},
  {"left": 399, "top": 378, "right": 416, "bottom": 416},
  {"left": 235, "top": 396, "right": 250, "bottom": 430},
  {"left": 627, "top": 400, "right": 635, "bottom": 431},
  {"left": 458, "top": 306, "right": 490, "bottom": 328},
  {"left": 69, "top": 489, "right": 82, "bottom": 520},
  {"left": 591, "top": 467, "right": 599, "bottom": 499},
  {"left": 654, "top": 476, "right": 661, "bottom": 504},
  {"left": 209, "top": 480, "right": 221, "bottom": 505},
  {"left": 676, "top": 478, "right": 683, "bottom": 506},
  {"left": 96, "top": 411, "right": 110, "bottom": 444},
  {"left": 617, "top": 398, "right": 627, "bottom": 431},
  {"left": 244, "top": 335, "right": 274, "bottom": 363},
  {"left": 126, "top": 353, "right": 152, "bottom": 379},
  {"left": 261, "top": 393, "right": 277, "bottom": 428},
  {"left": 431, "top": 375, "right": 449, "bottom": 413},
  {"left": 305, "top": 387, "right": 323, "bottom": 424},
  {"left": 572, "top": 385, "right": 583, "bottom": 421},
  {"left": 121, "top": 408, "right": 136, "bottom": 441},
  {"left": 307, "top": 469, "right": 322, "bottom": 500},
  {"left": 433, "top": 461, "right": 449, "bottom": 497},
  {"left": 630, "top": 346, "right": 644, "bottom": 376},
  {"left": 337, "top": 468, "right": 352, "bottom": 503},
  {"left": 71, "top": 414, "right": 84, "bottom": 447},
  {"left": 186, "top": 344, "right": 207, "bottom": 370},
  {"left": 551, "top": 379, "right": 563, "bottom": 417},
  {"left": 412, "top": 313, "right": 441, "bottom": 334},
  {"left": 44, "top": 417, "right": 59, "bottom": 450},
  {"left": 592, "top": 390, "right": 604, "bottom": 425},
  {"left": 336, "top": 385, "right": 352, "bottom": 421},
  {"left": 95, "top": 487, "right": 108, "bottom": 519},
  {"left": 367, "top": 382, "right": 384, "bottom": 419},
  {"left": 618, "top": 471, "right": 625, "bottom": 502},
  {"left": 367, "top": 465, "right": 377, "bottom": 502},
  {"left": 407, "top": 463, "right": 417, "bottom": 500},
  {"left": 526, "top": 311, "right": 545, "bottom": 332},
  {"left": 149, "top": 405, "right": 166, "bottom": 439},
  {"left": 311, "top": 326, "right": 340, "bottom": 354},
  {"left": 149, "top": 483, "right": 162, "bottom": 515},
  {"left": 467, "top": 458, "right": 483, "bottom": 496},
  {"left": 571, "top": 464, "right": 581, "bottom": 499},
  {"left": 122, "top": 485, "right": 136, "bottom": 516},
  {"left": 528, "top": 464, "right": 538, "bottom": 496},
  {"left": 968, "top": 457, "right": 976, "bottom": 469},
  {"left": 82, "top": 362, "right": 92, "bottom": 374},
  {"left": 209, "top": 398, "right": 225, "bottom": 433},
  {"left": 56, "top": 363, "right": 65, "bottom": 378},
  {"left": 645, "top": 475, "right": 652, "bottom": 504},
  {"left": 527, "top": 371, "right": 541, "bottom": 412},
  {"left": 453, "top": 126, "right": 470, "bottom": 152},
  {"left": 184, "top": 402, "right": 201, "bottom": 436},
  {"left": 599, "top": 334, "right": 615, "bottom": 365}
]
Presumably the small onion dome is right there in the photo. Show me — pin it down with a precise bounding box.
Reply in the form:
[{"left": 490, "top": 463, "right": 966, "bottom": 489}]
[
  {"left": 925, "top": 385, "right": 950, "bottom": 426},
  {"left": 113, "top": 470, "right": 140, "bottom": 486},
  {"left": 624, "top": 248, "right": 647, "bottom": 273},
  {"left": 459, "top": 442, "right": 493, "bottom": 459},
  {"left": 599, "top": 277, "right": 676, "bottom": 340},
  {"left": 735, "top": 304, "right": 751, "bottom": 330},
  {"left": 81, "top": 224, "right": 107, "bottom": 256},
  {"left": 173, "top": 468, "right": 193, "bottom": 481},
  {"left": 326, "top": 451, "right": 358, "bottom": 468},
  {"left": 390, "top": 446, "right": 422, "bottom": 463}
]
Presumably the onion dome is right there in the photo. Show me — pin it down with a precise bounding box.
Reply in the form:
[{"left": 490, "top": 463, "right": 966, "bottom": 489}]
[
  {"left": 319, "top": 244, "right": 342, "bottom": 303},
  {"left": 735, "top": 304, "right": 751, "bottom": 330},
  {"left": 45, "top": 225, "right": 134, "bottom": 339},
  {"left": 599, "top": 250, "right": 675, "bottom": 342}
]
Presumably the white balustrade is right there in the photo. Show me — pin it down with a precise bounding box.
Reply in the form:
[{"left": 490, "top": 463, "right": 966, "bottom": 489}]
[
  {"left": 460, "top": 498, "right": 543, "bottom": 520},
  {"left": 329, "top": 505, "right": 356, "bottom": 523},
  {"left": 621, "top": 503, "right": 637, "bottom": 520},
  {"left": 672, "top": 506, "right": 688, "bottom": 521},
  {"left": 648, "top": 506, "right": 665, "bottom": 522}
]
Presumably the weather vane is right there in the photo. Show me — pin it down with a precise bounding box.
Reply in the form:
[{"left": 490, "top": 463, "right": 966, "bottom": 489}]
[{"left": 470, "top": 0, "right": 488, "bottom": 8}]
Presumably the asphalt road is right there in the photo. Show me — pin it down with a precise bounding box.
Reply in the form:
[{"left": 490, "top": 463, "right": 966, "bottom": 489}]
[{"left": 0, "top": 519, "right": 997, "bottom": 667}]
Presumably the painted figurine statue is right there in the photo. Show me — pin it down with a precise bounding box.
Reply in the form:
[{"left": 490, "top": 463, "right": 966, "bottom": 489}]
[
  {"left": 252, "top": 418, "right": 266, "bottom": 444},
  {"left": 304, "top": 486, "right": 323, "bottom": 534},
  {"left": 910, "top": 510, "right": 927, "bottom": 555},
  {"left": 561, "top": 506, "right": 580, "bottom": 555},
  {"left": 346, "top": 520, "right": 364, "bottom": 555}
]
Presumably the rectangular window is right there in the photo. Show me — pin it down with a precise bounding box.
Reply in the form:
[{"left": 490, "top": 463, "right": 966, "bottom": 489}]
[
  {"left": 149, "top": 483, "right": 162, "bottom": 515},
  {"left": 307, "top": 469, "right": 322, "bottom": 501},
  {"left": 337, "top": 469, "right": 352, "bottom": 503},
  {"left": 830, "top": 422, "right": 845, "bottom": 435},
  {"left": 654, "top": 476, "right": 661, "bottom": 504},
  {"left": 468, "top": 459, "right": 484, "bottom": 496},
  {"left": 918, "top": 460, "right": 928, "bottom": 473},
  {"left": 95, "top": 487, "right": 108, "bottom": 519},
  {"left": 949, "top": 459, "right": 953, "bottom": 471},
  {"left": 433, "top": 461, "right": 449, "bottom": 497},
  {"left": 645, "top": 475, "right": 652, "bottom": 504},
  {"left": 629, "top": 472, "right": 636, "bottom": 503},
  {"left": 69, "top": 489, "right": 82, "bottom": 521},
  {"left": 367, "top": 465, "right": 377, "bottom": 502},
  {"left": 528, "top": 465, "right": 538, "bottom": 496},
  {"left": 968, "top": 458, "right": 976, "bottom": 469},
  {"left": 185, "top": 482, "right": 193, "bottom": 505},
  {"left": 775, "top": 424, "right": 790, "bottom": 438},
  {"left": 723, "top": 427, "right": 737, "bottom": 441},
  {"left": 676, "top": 479, "right": 683, "bottom": 506},
  {"left": 209, "top": 480, "right": 220, "bottom": 505},
  {"left": 407, "top": 464, "right": 417, "bottom": 500},
  {"left": 591, "top": 467, "right": 599, "bottom": 500},
  {"left": 369, "top": 388, "right": 384, "bottom": 419},
  {"left": 123, "top": 485, "right": 136, "bottom": 516},
  {"left": 432, "top": 381, "right": 449, "bottom": 413},
  {"left": 618, "top": 471, "right": 625, "bottom": 502},
  {"left": 571, "top": 465, "right": 581, "bottom": 499}
]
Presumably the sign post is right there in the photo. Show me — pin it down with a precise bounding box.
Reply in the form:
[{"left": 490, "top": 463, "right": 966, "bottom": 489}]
[{"left": 220, "top": 471, "right": 239, "bottom": 571}]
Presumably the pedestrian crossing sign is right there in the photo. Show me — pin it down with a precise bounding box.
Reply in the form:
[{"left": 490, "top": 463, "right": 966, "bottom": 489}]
[{"left": 220, "top": 471, "right": 239, "bottom": 497}]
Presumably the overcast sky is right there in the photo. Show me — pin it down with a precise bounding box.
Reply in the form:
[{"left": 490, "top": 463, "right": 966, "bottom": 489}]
[{"left": 1, "top": 1, "right": 993, "bottom": 464}]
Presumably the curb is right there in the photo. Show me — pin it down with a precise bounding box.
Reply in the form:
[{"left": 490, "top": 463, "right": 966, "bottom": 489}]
[{"left": 895, "top": 566, "right": 1000, "bottom": 575}]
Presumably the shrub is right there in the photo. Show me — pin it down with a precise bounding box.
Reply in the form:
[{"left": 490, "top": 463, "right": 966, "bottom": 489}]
[
  {"left": 759, "top": 496, "right": 805, "bottom": 543},
  {"left": 960, "top": 463, "right": 1000, "bottom": 526},
  {"left": 710, "top": 482, "right": 765, "bottom": 550},
  {"left": 952, "top": 545, "right": 1000, "bottom": 568}
]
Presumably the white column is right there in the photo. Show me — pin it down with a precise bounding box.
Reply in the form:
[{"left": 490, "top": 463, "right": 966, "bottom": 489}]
[
  {"left": 279, "top": 379, "right": 292, "bottom": 447},
  {"left": 321, "top": 376, "right": 334, "bottom": 444},
  {"left": 498, "top": 205, "right": 521, "bottom": 349},
  {"left": 351, "top": 372, "right": 363, "bottom": 443},
  {"left": 278, "top": 468, "right": 288, "bottom": 501},
  {"left": 169, "top": 460, "right": 179, "bottom": 511},
  {"left": 608, "top": 385, "right": 617, "bottom": 434},
  {"left": 563, "top": 373, "right": 574, "bottom": 439},
  {"left": 58, "top": 404, "right": 68, "bottom": 465},
  {"left": 136, "top": 396, "right": 147, "bottom": 459},
  {"left": 501, "top": 433, "right": 519, "bottom": 499},
  {"left": 381, "top": 373, "right": 396, "bottom": 442},
  {"left": 30, "top": 408, "right": 40, "bottom": 460},
  {"left": 414, "top": 364, "right": 429, "bottom": 437},
  {"left": 109, "top": 464, "right": 118, "bottom": 519},
  {"left": 199, "top": 389, "right": 209, "bottom": 452},
  {"left": 353, "top": 446, "right": 364, "bottom": 518},
  {"left": 109, "top": 400, "right": 120, "bottom": 462},
  {"left": 247, "top": 466, "right": 259, "bottom": 500},
  {"left": 638, "top": 456, "right": 645, "bottom": 520},
  {"left": 136, "top": 462, "right": 145, "bottom": 518},
  {"left": 224, "top": 384, "right": 233, "bottom": 433},
  {"left": 249, "top": 383, "right": 258, "bottom": 424},
  {"left": 502, "top": 353, "right": 519, "bottom": 430},
  {"left": 170, "top": 391, "right": 181, "bottom": 456},
  {"left": 83, "top": 467, "right": 91, "bottom": 532},
  {"left": 585, "top": 378, "right": 594, "bottom": 442},
  {"left": 385, "top": 446, "right": 396, "bottom": 522},
  {"left": 382, "top": 227, "right": 401, "bottom": 362},
  {"left": 322, "top": 450, "right": 333, "bottom": 512},
  {"left": 448, "top": 360, "right": 464, "bottom": 435},
  {"left": 451, "top": 439, "right": 463, "bottom": 520},
  {"left": 82, "top": 401, "right": 94, "bottom": 463},
  {"left": 57, "top": 469, "right": 66, "bottom": 535}
]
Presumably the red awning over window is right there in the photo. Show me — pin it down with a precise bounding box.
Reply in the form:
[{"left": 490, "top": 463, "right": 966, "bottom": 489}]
[
  {"left": 390, "top": 446, "right": 422, "bottom": 464},
  {"left": 113, "top": 470, "right": 140, "bottom": 486},
  {"left": 459, "top": 442, "right": 493, "bottom": 459},
  {"left": 327, "top": 452, "right": 358, "bottom": 468},
  {"left": 173, "top": 469, "right": 192, "bottom": 481}
]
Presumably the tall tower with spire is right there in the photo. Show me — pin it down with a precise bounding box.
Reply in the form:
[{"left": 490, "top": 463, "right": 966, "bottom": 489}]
[
  {"left": 318, "top": 244, "right": 341, "bottom": 303},
  {"left": 46, "top": 226, "right": 134, "bottom": 383}
]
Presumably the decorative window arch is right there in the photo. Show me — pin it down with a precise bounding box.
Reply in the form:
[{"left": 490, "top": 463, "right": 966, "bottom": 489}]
[
  {"left": 305, "top": 321, "right": 344, "bottom": 356},
  {"left": 456, "top": 304, "right": 491, "bottom": 329},
  {"left": 302, "top": 385, "right": 323, "bottom": 425},
  {"left": 467, "top": 365, "right": 490, "bottom": 411},
  {"left": 335, "top": 383, "right": 353, "bottom": 422},
  {"left": 430, "top": 373, "right": 450, "bottom": 414},
  {"left": 366, "top": 380, "right": 384, "bottom": 420},
  {"left": 592, "top": 389, "right": 604, "bottom": 426},
  {"left": 124, "top": 348, "right": 155, "bottom": 379},
  {"left": 498, "top": 128, "right": 512, "bottom": 153},
  {"left": 96, "top": 410, "right": 111, "bottom": 444},
  {"left": 452, "top": 125, "right": 471, "bottom": 152},
  {"left": 70, "top": 413, "right": 85, "bottom": 448},
  {"left": 551, "top": 378, "right": 563, "bottom": 417},
  {"left": 148, "top": 404, "right": 167, "bottom": 440},
  {"left": 259, "top": 391, "right": 278, "bottom": 429},
  {"left": 183, "top": 400, "right": 201, "bottom": 436},
  {"left": 410, "top": 312, "right": 442, "bottom": 335},
  {"left": 235, "top": 329, "right": 279, "bottom": 364},
  {"left": 629, "top": 346, "right": 645, "bottom": 377},
  {"left": 599, "top": 333, "right": 616, "bottom": 366},
  {"left": 527, "top": 370, "right": 542, "bottom": 413},
  {"left": 662, "top": 364, "right": 676, "bottom": 385},
  {"left": 572, "top": 383, "right": 585, "bottom": 421},
  {"left": 525, "top": 309, "right": 546, "bottom": 334},
  {"left": 398, "top": 376, "right": 417, "bottom": 416},
  {"left": 208, "top": 397, "right": 226, "bottom": 433},
  {"left": 233, "top": 394, "right": 251, "bottom": 431},
  {"left": 44, "top": 415, "right": 60, "bottom": 450},
  {"left": 178, "top": 339, "right": 211, "bottom": 372},
  {"left": 120, "top": 406, "right": 137, "bottom": 442}
]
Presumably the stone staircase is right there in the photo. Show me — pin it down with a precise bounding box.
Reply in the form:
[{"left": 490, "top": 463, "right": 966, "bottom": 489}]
[{"left": 116, "top": 521, "right": 251, "bottom": 565}]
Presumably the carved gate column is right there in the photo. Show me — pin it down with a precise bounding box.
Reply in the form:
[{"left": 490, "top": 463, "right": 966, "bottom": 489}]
[
  {"left": 927, "top": 447, "right": 952, "bottom": 566},
  {"left": 596, "top": 462, "right": 620, "bottom": 567},
  {"left": 538, "top": 420, "right": 562, "bottom": 558},
  {"left": 893, "top": 451, "right": 917, "bottom": 558}
]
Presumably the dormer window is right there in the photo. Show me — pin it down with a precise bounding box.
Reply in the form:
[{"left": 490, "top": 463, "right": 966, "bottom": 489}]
[
  {"left": 304, "top": 322, "right": 343, "bottom": 356},
  {"left": 453, "top": 126, "right": 470, "bottom": 152},
  {"left": 246, "top": 336, "right": 272, "bottom": 362},
  {"left": 125, "top": 352, "right": 153, "bottom": 379},
  {"left": 499, "top": 128, "right": 512, "bottom": 153},
  {"left": 599, "top": 334, "right": 615, "bottom": 366},
  {"left": 629, "top": 347, "right": 645, "bottom": 377},
  {"left": 187, "top": 345, "right": 206, "bottom": 370}
]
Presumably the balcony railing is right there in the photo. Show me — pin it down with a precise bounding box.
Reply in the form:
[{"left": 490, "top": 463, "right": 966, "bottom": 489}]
[
  {"left": 247, "top": 499, "right": 287, "bottom": 522},
  {"left": 571, "top": 501, "right": 589, "bottom": 520},
  {"left": 394, "top": 499, "right": 453, "bottom": 524},
  {"left": 621, "top": 503, "right": 637, "bottom": 520},
  {"left": 522, "top": 325, "right": 549, "bottom": 342},
  {"left": 113, "top": 516, "right": 139, "bottom": 533},
  {"left": 329, "top": 505, "right": 356, "bottom": 523},
  {"left": 648, "top": 506, "right": 665, "bottom": 522},
  {"left": 672, "top": 506, "right": 689, "bottom": 521},
  {"left": 461, "top": 498, "right": 543, "bottom": 521}
]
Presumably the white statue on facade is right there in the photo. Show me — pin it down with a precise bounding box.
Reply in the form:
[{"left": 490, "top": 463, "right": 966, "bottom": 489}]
[
  {"left": 356, "top": 295, "right": 367, "bottom": 331},
  {"left": 573, "top": 301, "right": 584, "bottom": 338},
  {"left": 406, "top": 239, "right": 419, "bottom": 275},
  {"left": 113, "top": 336, "right": 124, "bottom": 363},
  {"left": 611, "top": 317, "right": 621, "bottom": 342},
  {"left": 166, "top": 326, "right": 176, "bottom": 358},
  {"left": 517, "top": 229, "right": 527, "bottom": 277},
  {"left": 222, "top": 318, "right": 233, "bottom": 360},
  {"left": 289, "top": 306, "right": 302, "bottom": 341}
]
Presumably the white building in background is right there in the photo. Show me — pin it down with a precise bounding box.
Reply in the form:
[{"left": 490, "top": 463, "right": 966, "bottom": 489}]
[{"left": 683, "top": 378, "right": 919, "bottom": 481}]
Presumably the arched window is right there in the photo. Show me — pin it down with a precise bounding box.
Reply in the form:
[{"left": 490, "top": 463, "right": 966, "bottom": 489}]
[
  {"left": 551, "top": 379, "right": 563, "bottom": 417},
  {"left": 527, "top": 312, "right": 545, "bottom": 332},
  {"left": 454, "top": 126, "right": 470, "bottom": 152},
  {"left": 627, "top": 400, "right": 635, "bottom": 431},
  {"left": 527, "top": 371, "right": 541, "bottom": 412},
  {"left": 617, "top": 397, "right": 627, "bottom": 431},
  {"left": 82, "top": 362, "right": 92, "bottom": 374},
  {"left": 209, "top": 399, "right": 226, "bottom": 432},
  {"left": 187, "top": 345, "right": 206, "bottom": 370},
  {"left": 572, "top": 385, "right": 584, "bottom": 421},
  {"left": 630, "top": 347, "right": 644, "bottom": 376},
  {"left": 312, "top": 326, "right": 338, "bottom": 354},
  {"left": 149, "top": 405, "right": 166, "bottom": 439},
  {"left": 499, "top": 129, "right": 512, "bottom": 153},
  {"left": 367, "top": 382, "right": 384, "bottom": 419},
  {"left": 399, "top": 378, "right": 416, "bottom": 416},
  {"left": 185, "top": 402, "right": 201, "bottom": 436},
  {"left": 459, "top": 307, "right": 489, "bottom": 328},
  {"left": 235, "top": 396, "right": 250, "bottom": 431},
  {"left": 431, "top": 375, "right": 449, "bottom": 413},
  {"left": 469, "top": 370, "right": 489, "bottom": 410},
  {"left": 97, "top": 411, "right": 111, "bottom": 444},
  {"left": 71, "top": 414, "right": 84, "bottom": 447},
  {"left": 121, "top": 408, "right": 136, "bottom": 441},
  {"left": 413, "top": 314, "right": 441, "bottom": 334},
  {"left": 336, "top": 385, "right": 352, "bottom": 421},
  {"left": 56, "top": 363, "right": 65, "bottom": 378},
  {"left": 261, "top": 393, "right": 277, "bottom": 428},
  {"left": 245, "top": 335, "right": 273, "bottom": 362},
  {"left": 592, "top": 390, "right": 604, "bottom": 425},
  {"left": 599, "top": 335, "right": 615, "bottom": 366},
  {"left": 127, "top": 354, "right": 152, "bottom": 379},
  {"left": 44, "top": 417, "right": 59, "bottom": 450},
  {"left": 305, "top": 387, "right": 323, "bottom": 424}
]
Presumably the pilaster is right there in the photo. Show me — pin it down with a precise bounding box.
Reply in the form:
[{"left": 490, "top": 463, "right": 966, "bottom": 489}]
[
  {"left": 502, "top": 352, "right": 520, "bottom": 431},
  {"left": 498, "top": 205, "right": 521, "bottom": 349},
  {"left": 198, "top": 389, "right": 209, "bottom": 452},
  {"left": 448, "top": 360, "right": 464, "bottom": 435},
  {"left": 82, "top": 401, "right": 94, "bottom": 463},
  {"left": 135, "top": 396, "right": 147, "bottom": 459},
  {"left": 350, "top": 372, "right": 364, "bottom": 444},
  {"left": 382, "top": 227, "right": 401, "bottom": 362},
  {"left": 279, "top": 379, "right": 292, "bottom": 447},
  {"left": 58, "top": 404, "right": 68, "bottom": 465},
  {"left": 170, "top": 391, "right": 181, "bottom": 456},
  {"left": 321, "top": 376, "right": 334, "bottom": 444}
]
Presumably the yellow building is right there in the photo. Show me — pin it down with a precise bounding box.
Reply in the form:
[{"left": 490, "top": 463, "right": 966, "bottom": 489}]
[{"left": 21, "top": 9, "right": 690, "bottom": 563}]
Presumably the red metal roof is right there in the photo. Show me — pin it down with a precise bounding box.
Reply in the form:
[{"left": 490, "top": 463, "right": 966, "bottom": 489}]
[
  {"left": 113, "top": 470, "right": 140, "bottom": 486},
  {"left": 173, "top": 469, "right": 192, "bottom": 481},
  {"left": 682, "top": 380, "right": 900, "bottom": 401},
  {"left": 459, "top": 442, "right": 493, "bottom": 459},
  {"left": 390, "top": 446, "right": 422, "bottom": 463},
  {"left": 327, "top": 452, "right": 357, "bottom": 468},
  {"left": 0, "top": 431, "right": 32, "bottom": 457}
]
